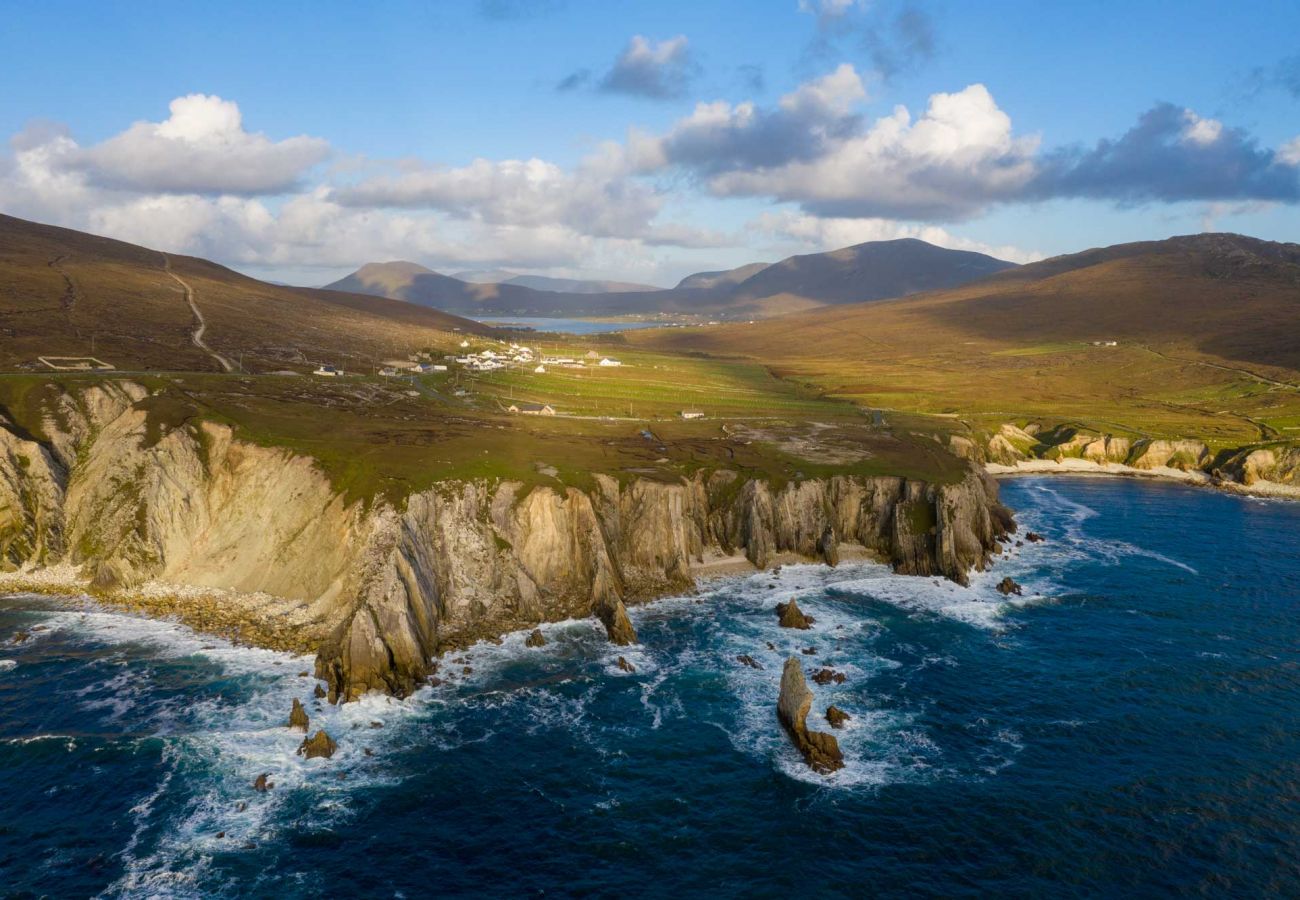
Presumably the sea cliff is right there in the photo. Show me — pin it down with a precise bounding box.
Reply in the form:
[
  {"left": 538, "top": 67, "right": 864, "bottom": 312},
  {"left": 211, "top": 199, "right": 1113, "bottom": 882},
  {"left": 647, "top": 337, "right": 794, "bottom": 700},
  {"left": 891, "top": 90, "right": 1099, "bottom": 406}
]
[{"left": 0, "top": 381, "right": 1014, "bottom": 701}]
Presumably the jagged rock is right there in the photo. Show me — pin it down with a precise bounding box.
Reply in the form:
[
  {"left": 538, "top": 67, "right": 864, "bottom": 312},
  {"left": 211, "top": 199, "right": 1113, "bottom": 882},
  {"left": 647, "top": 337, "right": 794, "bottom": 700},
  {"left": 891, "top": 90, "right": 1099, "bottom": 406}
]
[
  {"left": 736, "top": 654, "right": 763, "bottom": 670},
  {"left": 616, "top": 656, "right": 635, "bottom": 673},
  {"left": 596, "top": 595, "right": 638, "bottom": 646},
  {"left": 996, "top": 577, "right": 1023, "bottom": 596},
  {"left": 1026, "top": 532, "right": 1044, "bottom": 543},
  {"left": 363, "top": 747, "right": 374, "bottom": 757},
  {"left": 776, "top": 658, "right": 843, "bottom": 774},
  {"left": 297, "top": 730, "right": 337, "bottom": 760},
  {"left": 524, "top": 628, "right": 546, "bottom": 648},
  {"left": 253, "top": 773, "right": 273, "bottom": 792},
  {"left": 826, "top": 706, "right": 850, "bottom": 728},
  {"left": 776, "top": 599, "right": 813, "bottom": 629},
  {"left": 288, "top": 698, "right": 309, "bottom": 731},
  {"left": 801, "top": 646, "right": 817, "bottom": 655},
  {"left": 313, "top": 684, "right": 327, "bottom": 699},
  {"left": 765, "top": 641, "right": 776, "bottom": 651},
  {"left": 811, "top": 668, "right": 846, "bottom": 685},
  {"left": 10, "top": 631, "right": 29, "bottom": 644}
]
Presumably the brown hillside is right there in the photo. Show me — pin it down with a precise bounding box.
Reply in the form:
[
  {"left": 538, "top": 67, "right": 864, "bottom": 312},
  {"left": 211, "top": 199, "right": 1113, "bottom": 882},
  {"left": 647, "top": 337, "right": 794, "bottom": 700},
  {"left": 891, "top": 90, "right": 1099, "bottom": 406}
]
[{"left": 0, "top": 214, "right": 491, "bottom": 372}]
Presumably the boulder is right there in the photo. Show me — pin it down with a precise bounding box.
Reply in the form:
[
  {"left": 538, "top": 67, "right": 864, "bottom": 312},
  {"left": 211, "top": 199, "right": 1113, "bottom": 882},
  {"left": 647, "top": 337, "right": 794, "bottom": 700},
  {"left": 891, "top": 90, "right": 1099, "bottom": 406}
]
[
  {"left": 736, "top": 654, "right": 763, "bottom": 670},
  {"left": 776, "top": 658, "right": 844, "bottom": 774},
  {"left": 826, "top": 706, "right": 850, "bottom": 728},
  {"left": 524, "top": 628, "right": 547, "bottom": 648},
  {"left": 616, "top": 656, "right": 636, "bottom": 673},
  {"left": 288, "top": 698, "right": 309, "bottom": 732},
  {"left": 313, "top": 684, "right": 327, "bottom": 699},
  {"left": 996, "top": 577, "right": 1023, "bottom": 596},
  {"left": 776, "top": 599, "right": 813, "bottom": 629},
  {"left": 253, "top": 773, "right": 273, "bottom": 792},
  {"left": 1025, "top": 532, "right": 1044, "bottom": 543},
  {"left": 297, "top": 730, "right": 337, "bottom": 760}
]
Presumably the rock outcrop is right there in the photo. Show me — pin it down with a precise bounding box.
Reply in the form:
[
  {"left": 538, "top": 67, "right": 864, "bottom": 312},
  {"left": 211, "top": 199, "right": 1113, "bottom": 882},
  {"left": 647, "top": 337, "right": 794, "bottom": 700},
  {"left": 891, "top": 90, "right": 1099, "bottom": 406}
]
[
  {"left": 524, "top": 628, "right": 546, "bottom": 648},
  {"left": 0, "top": 381, "right": 1016, "bottom": 704},
  {"left": 776, "top": 599, "right": 812, "bottom": 629},
  {"left": 297, "top": 730, "right": 337, "bottom": 760},
  {"left": 826, "top": 706, "right": 850, "bottom": 728},
  {"left": 777, "top": 658, "right": 843, "bottom": 774}
]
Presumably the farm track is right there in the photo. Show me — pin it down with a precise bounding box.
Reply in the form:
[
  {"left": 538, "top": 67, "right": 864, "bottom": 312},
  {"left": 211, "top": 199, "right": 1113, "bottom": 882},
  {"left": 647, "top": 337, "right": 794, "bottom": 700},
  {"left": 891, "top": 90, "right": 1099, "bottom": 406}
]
[{"left": 161, "top": 253, "right": 234, "bottom": 373}]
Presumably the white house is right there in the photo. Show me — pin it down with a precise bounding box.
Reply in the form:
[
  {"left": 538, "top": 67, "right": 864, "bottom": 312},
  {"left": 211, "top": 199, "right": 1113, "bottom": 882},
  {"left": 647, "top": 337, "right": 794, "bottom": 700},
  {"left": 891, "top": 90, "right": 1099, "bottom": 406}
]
[
  {"left": 679, "top": 410, "right": 705, "bottom": 419},
  {"left": 508, "top": 402, "right": 556, "bottom": 416},
  {"left": 534, "top": 364, "right": 547, "bottom": 373},
  {"left": 379, "top": 366, "right": 399, "bottom": 377},
  {"left": 598, "top": 358, "right": 622, "bottom": 367},
  {"left": 313, "top": 365, "right": 342, "bottom": 377}
]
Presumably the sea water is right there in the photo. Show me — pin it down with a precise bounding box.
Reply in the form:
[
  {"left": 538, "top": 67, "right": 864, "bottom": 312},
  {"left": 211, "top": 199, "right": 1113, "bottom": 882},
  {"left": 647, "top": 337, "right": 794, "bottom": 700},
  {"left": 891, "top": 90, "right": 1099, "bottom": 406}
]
[{"left": 2, "top": 476, "right": 1298, "bottom": 897}]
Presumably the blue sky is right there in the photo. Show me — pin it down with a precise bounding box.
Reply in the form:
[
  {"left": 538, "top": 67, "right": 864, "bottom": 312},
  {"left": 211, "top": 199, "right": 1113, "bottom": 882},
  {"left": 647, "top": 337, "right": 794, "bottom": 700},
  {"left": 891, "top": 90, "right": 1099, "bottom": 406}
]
[{"left": 2, "top": 0, "right": 1298, "bottom": 286}]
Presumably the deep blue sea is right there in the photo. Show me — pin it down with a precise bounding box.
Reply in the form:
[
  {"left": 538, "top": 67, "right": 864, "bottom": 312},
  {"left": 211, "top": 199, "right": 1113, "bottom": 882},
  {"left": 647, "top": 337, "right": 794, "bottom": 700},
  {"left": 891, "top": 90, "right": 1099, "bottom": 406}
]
[{"left": 3, "top": 476, "right": 1300, "bottom": 898}]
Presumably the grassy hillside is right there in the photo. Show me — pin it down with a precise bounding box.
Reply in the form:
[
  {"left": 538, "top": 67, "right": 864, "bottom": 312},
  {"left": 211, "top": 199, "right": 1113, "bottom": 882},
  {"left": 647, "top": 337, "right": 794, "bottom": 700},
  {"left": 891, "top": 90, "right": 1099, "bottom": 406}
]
[
  {"left": 0, "top": 214, "right": 491, "bottom": 373},
  {"left": 629, "top": 233, "right": 1300, "bottom": 449}
]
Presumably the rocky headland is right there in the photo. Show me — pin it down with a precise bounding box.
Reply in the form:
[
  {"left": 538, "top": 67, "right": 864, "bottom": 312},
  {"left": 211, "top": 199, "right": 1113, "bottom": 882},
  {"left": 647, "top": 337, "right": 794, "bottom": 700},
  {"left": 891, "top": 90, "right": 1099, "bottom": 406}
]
[
  {"left": 952, "top": 423, "right": 1300, "bottom": 499},
  {"left": 0, "top": 381, "right": 1015, "bottom": 704}
]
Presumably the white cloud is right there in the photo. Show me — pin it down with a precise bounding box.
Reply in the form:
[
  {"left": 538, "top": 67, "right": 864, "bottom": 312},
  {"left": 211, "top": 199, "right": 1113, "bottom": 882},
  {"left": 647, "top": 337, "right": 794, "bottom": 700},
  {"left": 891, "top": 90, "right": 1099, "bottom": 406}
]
[
  {"left": 1278, "top": 136, "right": 1300, "bottom": 166},
  {"left": 1182, "top": 110, "right": 1224, "bottom": 146},
  {"left": 599, "top": 35, "right": 699, "bottom": 99},
  {"left": 73, "top": 94, "right": 329, "bottom": 195}
]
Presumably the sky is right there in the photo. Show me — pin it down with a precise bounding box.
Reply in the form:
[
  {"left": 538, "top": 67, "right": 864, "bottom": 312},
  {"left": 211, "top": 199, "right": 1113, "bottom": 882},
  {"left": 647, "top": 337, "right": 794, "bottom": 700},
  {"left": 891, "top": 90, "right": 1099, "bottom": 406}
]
[{"left": 1, "top": 0, "right": 1298, "bottom": 287}]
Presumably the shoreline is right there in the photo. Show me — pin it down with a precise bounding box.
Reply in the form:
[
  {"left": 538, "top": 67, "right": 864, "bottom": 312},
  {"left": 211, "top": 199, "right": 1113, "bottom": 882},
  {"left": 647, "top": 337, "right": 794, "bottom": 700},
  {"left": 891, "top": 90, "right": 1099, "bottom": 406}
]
[{"left": 985, "top": 459, "right": 1300, "bottom": 501}]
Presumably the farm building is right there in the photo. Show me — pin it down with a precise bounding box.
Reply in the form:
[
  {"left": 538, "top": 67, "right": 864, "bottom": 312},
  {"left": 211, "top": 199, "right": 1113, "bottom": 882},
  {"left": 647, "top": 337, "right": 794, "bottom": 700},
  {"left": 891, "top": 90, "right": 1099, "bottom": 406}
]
[{"left": 508, "top": 402, "right": 556, "bottom": 416}]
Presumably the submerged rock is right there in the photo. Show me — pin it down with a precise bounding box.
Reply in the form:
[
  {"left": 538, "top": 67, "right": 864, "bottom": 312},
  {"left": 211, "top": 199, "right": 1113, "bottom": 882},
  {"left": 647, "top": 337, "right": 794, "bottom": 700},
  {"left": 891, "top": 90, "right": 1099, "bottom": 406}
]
[
  {"left": 826, "top": 706, "right": 850, "bottom": 728},
  {"left": 297, "top": 730, "right": 337, "bottom": 760},
  {"left": 288, "top": 698, "right": 309, "bottom": 732},
  {"left": 1026, "top": 532, "right": 1045, "bottom": 543},
  {"left": 996, "top": 577, "right": 1023, "bottom": 596},
  {"left": 776, "top": 658, "right": 844, "bottom": 774},
  {"left": 776, "top": 599, "right": 813, "bottom": 629},
  {"left": 736, "top": 654, "right": 763, "bottom": 670},
  {"left": 524, "top": 628, "right": 547, "bottom": 648},
  {"left": 811, "top": 668, "right": 846, "bottom": 685},
  {"left": 616, "top": 656, "right": 636, "bottom": 673}
]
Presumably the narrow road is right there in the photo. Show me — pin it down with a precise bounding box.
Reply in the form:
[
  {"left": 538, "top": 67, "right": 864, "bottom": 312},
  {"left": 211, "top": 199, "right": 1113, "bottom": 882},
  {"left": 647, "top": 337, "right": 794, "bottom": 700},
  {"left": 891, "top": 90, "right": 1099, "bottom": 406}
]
[
  {"left": 161, "top": 253, "right": 234, "bottom": 372},
  {"left": 49, "top": 255, "right": 80, "bottom": 313}
]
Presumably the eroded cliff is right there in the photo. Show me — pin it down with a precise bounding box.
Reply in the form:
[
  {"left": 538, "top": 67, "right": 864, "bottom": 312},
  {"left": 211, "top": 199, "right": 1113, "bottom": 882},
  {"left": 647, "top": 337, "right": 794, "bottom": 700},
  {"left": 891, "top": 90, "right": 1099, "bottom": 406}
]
[{"left": 0, "top": 381, "right": 1014, "bottom": 702}]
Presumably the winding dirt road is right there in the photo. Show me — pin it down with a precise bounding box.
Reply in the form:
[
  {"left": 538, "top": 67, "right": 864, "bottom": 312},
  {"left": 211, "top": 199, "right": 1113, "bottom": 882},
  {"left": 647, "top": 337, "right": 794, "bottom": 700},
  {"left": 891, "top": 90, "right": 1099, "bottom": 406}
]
[{"left": 161, "top": 253, "right": 234, "bottom": 372}]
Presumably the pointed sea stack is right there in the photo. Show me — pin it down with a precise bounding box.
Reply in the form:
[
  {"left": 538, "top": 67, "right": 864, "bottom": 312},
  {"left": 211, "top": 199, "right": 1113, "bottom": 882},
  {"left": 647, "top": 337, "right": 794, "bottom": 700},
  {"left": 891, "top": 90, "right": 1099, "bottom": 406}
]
[
  {"left": 776, "top": 599, "right": 813, "bottom": 629},
  {"left": 776, "top": 658, "right": 844, "bottom": 774},
  {"left": 288, "top": 698, "right": 309, "bottom": 732},
  {"left": 525, "top": 628, "right": 547, "bottom": 648}
]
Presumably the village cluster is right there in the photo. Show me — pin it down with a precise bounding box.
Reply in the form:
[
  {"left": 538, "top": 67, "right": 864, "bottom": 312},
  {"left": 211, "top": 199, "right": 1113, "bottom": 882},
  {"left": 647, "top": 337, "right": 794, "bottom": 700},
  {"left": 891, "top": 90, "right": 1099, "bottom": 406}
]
[{"left": 313, "top": 339, "right": 624, "bottom": 379}]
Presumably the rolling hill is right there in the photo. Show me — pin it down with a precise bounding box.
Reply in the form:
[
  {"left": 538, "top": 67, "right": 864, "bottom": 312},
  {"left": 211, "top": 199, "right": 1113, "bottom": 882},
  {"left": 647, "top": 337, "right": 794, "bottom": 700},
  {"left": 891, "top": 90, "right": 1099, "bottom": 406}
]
[
  {"left": 326, "top": 239, "right": 1016, "bottom": 320},
  {"left": 0, "top": 214, "right": 492, "bottom": 373},
  {"left": 629, "top": 233, "right": 1300, "bottom": 445}
]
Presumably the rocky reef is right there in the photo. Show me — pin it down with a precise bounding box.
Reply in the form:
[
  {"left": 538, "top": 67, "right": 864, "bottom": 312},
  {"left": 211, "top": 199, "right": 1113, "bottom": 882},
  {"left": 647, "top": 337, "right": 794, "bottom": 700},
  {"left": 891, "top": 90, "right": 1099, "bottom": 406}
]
[{"left": 0, "top": 381, "right": 1015, "bottom": 703}]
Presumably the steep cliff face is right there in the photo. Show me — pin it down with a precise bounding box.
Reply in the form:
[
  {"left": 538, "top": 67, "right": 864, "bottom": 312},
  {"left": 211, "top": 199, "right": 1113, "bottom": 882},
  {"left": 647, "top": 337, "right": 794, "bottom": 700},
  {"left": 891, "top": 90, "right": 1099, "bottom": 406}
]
[
  {"left": 0, "top": 382, "right": 1014, "bottom": 703},
  {"left": 316, "top": 467, "right": 1012, "bottom": 701}
]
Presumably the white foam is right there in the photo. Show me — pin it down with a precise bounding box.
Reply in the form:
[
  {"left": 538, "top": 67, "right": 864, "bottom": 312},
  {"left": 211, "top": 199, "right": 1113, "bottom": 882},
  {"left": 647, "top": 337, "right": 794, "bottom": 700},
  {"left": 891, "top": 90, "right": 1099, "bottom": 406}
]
[{"left": 0, "top": 658, "right": 16, "bottom": 672}]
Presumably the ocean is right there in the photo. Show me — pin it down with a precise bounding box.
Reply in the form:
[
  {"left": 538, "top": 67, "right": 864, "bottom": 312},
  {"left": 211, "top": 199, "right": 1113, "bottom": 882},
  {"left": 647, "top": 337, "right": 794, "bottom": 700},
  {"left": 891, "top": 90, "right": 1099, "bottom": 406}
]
[{"left": 2, "top": 476, "right": 1298, "bottom": 897}]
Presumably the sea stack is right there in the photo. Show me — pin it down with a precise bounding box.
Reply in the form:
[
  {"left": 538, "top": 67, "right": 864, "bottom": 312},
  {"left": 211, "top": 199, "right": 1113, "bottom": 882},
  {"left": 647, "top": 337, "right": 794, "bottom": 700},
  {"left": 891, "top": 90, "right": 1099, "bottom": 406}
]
[
  {"left": 776, "top": 599, "right": 813, "bottom": 629},
  {"left": 288, "top": 698, "right": 309, "bottom": 731},
  {"left": 525, "top": 628, "right": 547, "bottom": 648},
  {"left": 776, "top": 658, "right": 844, "bottom": 774}
]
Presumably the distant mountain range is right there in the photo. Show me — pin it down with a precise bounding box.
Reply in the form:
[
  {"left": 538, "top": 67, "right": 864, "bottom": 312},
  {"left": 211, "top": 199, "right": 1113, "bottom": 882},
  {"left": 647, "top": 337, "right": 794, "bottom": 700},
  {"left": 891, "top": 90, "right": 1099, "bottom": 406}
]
[
  {"left": 451, "top": 269, "right": 660, "bottom": 294},
  {"left": 325, "top": 239, "right": 1018, "bottom": 320}
]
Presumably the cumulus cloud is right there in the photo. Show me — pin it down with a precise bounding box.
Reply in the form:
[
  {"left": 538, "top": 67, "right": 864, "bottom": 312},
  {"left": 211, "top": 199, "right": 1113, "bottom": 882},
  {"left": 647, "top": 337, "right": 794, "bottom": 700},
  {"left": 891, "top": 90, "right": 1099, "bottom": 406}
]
[
  {"left": 801, "top": 0, "right": 937, "bottom": 81},
  {"left": 1034, "top": 102, "right": 1300, "bottom": 205},
  {"left": 595, "top": 35, "right": 700, "bottom": 100},
  {"left": 72, "top": 94, "right": 329, "bottom": 195},
  {"left": 636, "top": 77, "right": 1037, "bottom": 220}
]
